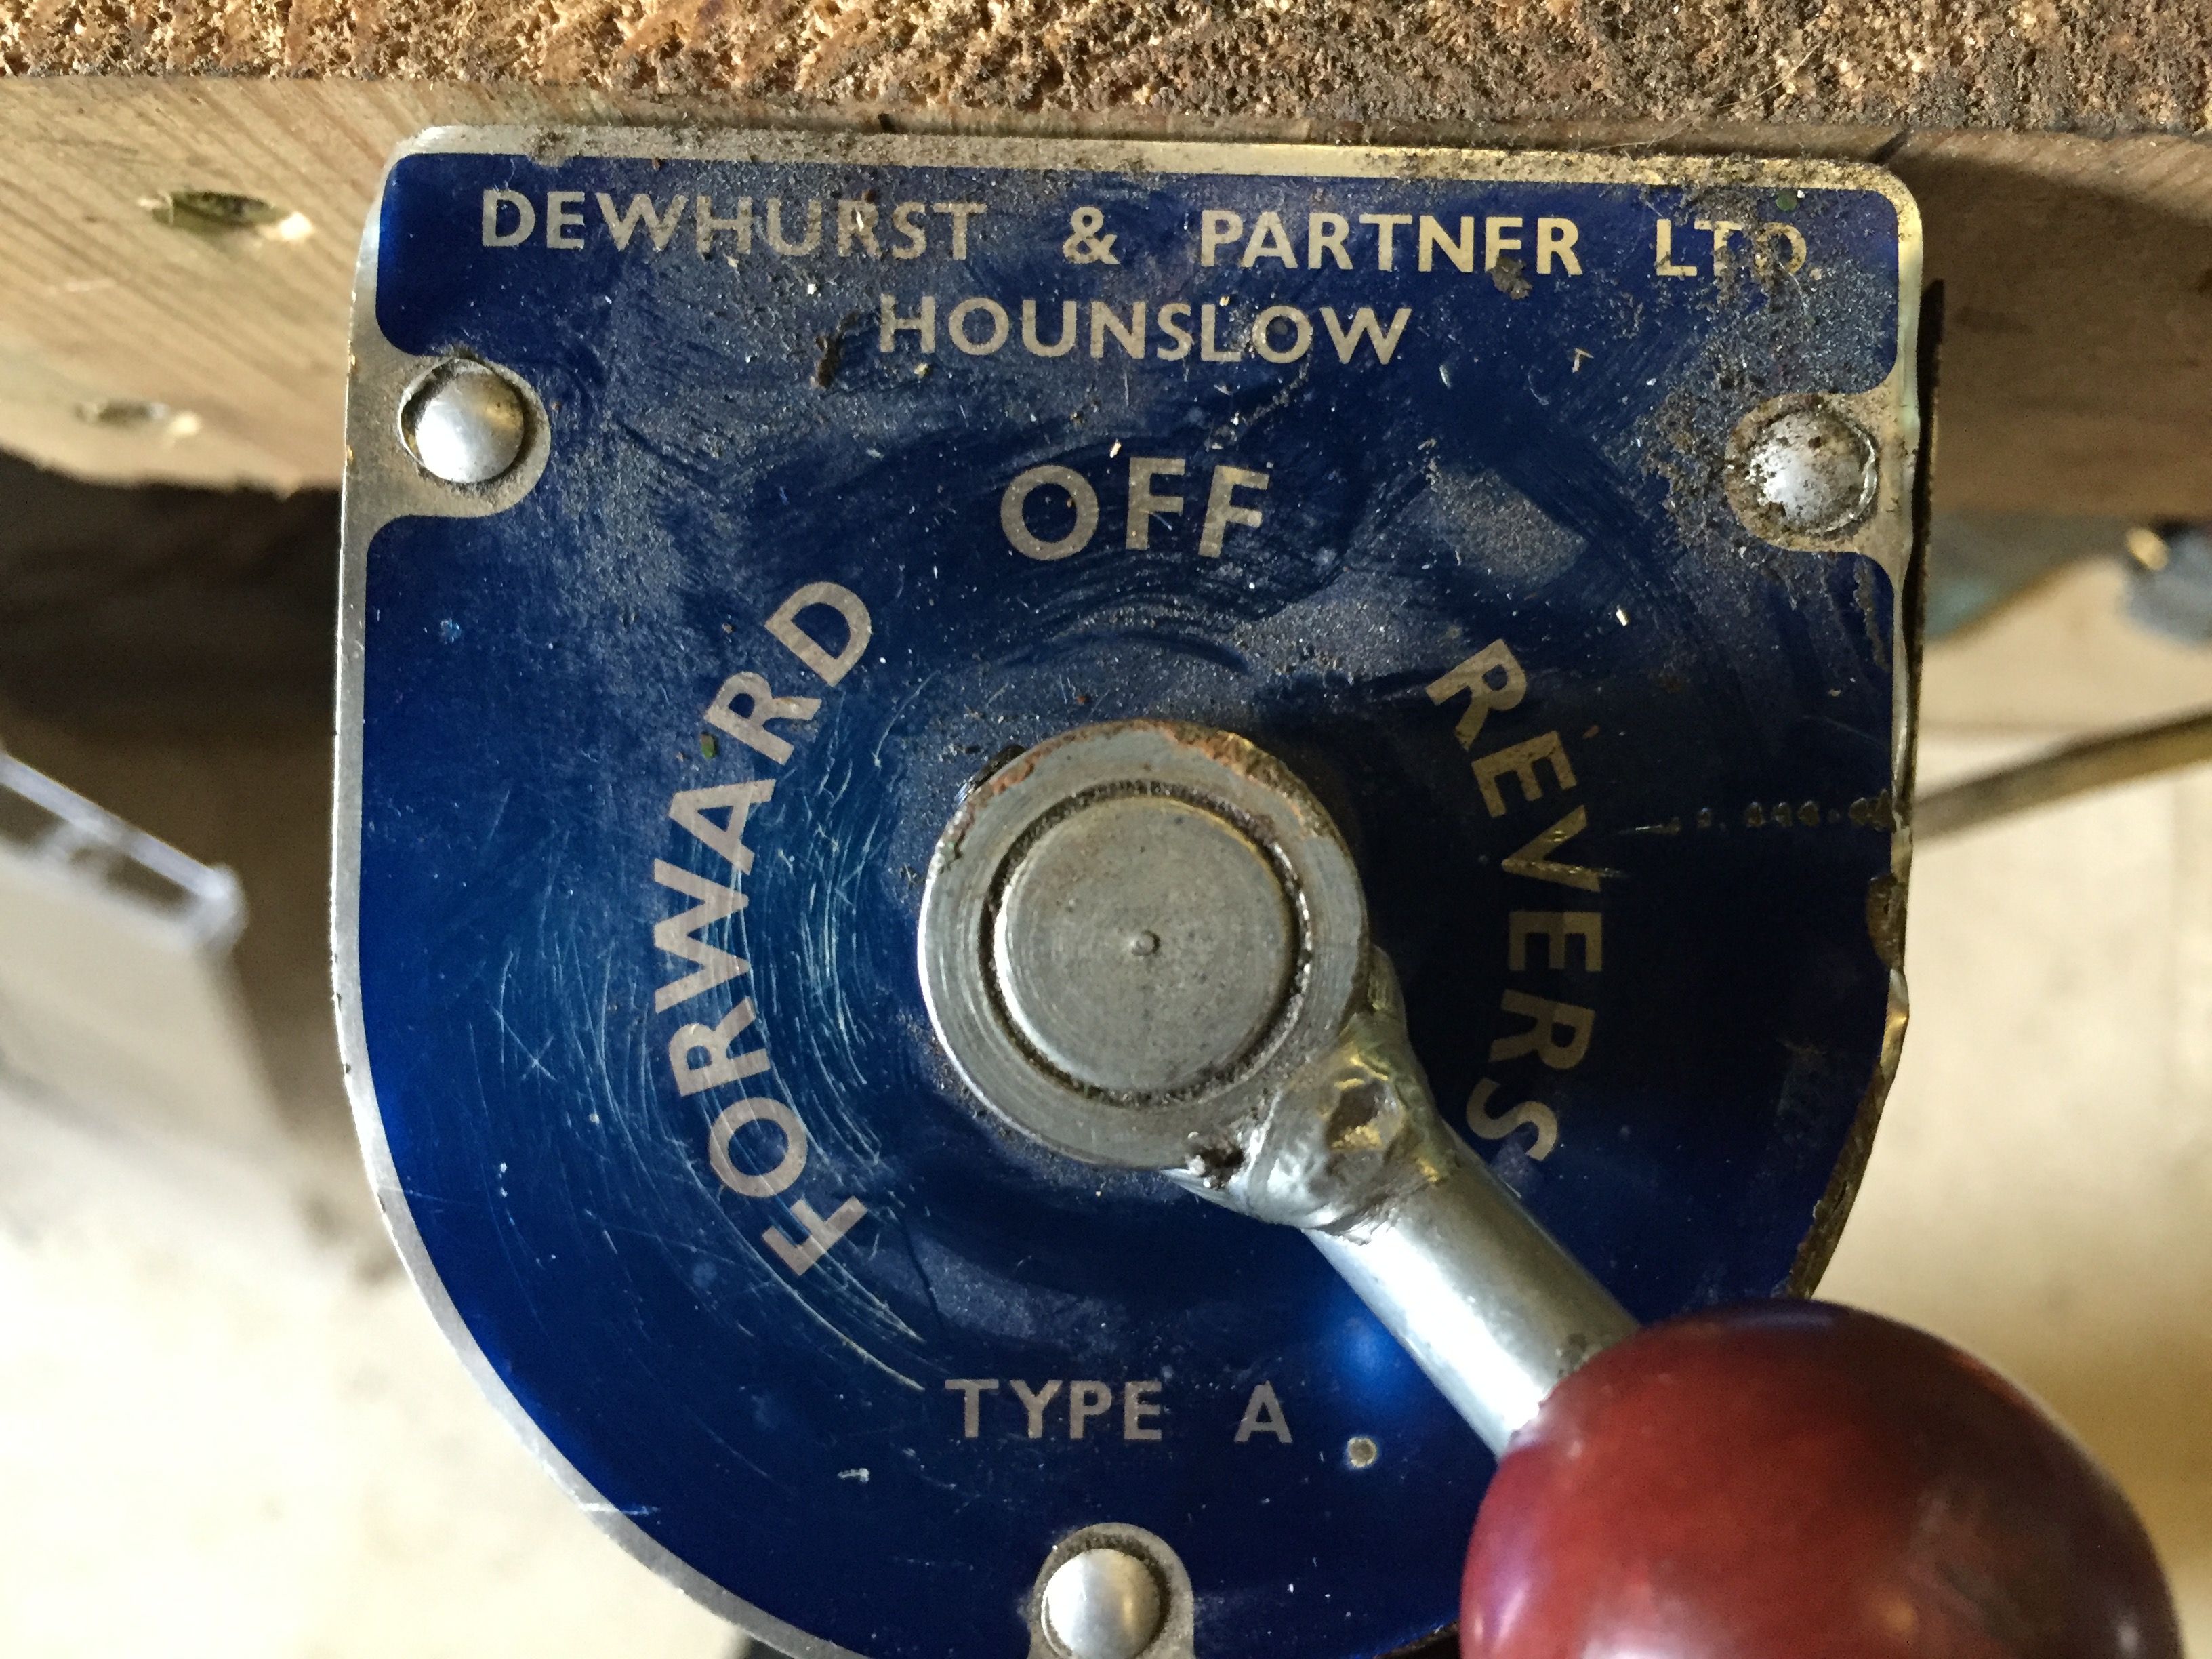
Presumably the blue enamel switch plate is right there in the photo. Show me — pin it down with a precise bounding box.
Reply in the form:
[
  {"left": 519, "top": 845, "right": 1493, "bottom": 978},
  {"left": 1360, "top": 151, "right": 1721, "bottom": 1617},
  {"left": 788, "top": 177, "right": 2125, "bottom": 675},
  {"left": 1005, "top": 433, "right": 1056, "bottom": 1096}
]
[{"left": 338, "top": 129, "right": 1921, "bottom": 1659}]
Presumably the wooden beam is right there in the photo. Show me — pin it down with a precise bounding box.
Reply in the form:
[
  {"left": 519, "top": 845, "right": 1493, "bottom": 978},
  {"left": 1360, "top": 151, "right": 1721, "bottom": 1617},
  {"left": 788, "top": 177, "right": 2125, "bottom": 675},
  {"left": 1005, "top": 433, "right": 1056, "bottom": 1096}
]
[
  {"left": 0, "top": 78, "right": 2207, "bottom": 516},
  {"left": 3, "top": 1, "right": 2203, "bottom": 132}
]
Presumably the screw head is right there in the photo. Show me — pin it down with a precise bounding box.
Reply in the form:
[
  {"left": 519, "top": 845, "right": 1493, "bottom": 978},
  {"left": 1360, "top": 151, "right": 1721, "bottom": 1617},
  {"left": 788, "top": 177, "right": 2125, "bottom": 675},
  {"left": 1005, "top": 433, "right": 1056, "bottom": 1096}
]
[
  {"left": 1733, "top": 405, "right": 1877, "bottom": 537},
  {"left": 1043, "top": 1546, "right": 1165, "bottom": 1659},
  {"left": 400, "top": 359, "right": 529, "bottom": 485}
]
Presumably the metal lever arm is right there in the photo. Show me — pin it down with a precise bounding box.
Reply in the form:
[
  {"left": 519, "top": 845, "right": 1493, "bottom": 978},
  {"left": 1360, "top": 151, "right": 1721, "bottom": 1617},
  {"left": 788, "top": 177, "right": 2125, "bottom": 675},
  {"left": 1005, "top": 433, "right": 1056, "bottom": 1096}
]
[
  {"left": 916, "top": 718, "right": 1633, "bottom": 1450},
  {"left": 1170, "top": 951, "right": 1633, "bottom": 1454}
]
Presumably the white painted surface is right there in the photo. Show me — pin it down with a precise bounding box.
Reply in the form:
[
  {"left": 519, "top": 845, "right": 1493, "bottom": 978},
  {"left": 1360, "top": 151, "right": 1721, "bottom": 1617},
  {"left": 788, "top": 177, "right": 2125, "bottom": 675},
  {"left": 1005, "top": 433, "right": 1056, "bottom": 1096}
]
[
  {"left": 1919, "top": 556, "right": 2212, "bottom": 733},
  {"left": 0, "top": 1090, "right": 740, "bottom": 1659},
  {"left": 1824, "top": 738, "right": 2212, "bottom": 1652}
]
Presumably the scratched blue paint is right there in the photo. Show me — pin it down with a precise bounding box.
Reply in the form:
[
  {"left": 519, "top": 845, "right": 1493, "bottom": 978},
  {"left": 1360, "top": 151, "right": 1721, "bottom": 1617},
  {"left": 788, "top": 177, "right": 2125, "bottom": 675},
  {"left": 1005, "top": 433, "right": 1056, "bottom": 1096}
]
[{"left": 350, "top": 142, "right": 1909, "bottom": 1659}]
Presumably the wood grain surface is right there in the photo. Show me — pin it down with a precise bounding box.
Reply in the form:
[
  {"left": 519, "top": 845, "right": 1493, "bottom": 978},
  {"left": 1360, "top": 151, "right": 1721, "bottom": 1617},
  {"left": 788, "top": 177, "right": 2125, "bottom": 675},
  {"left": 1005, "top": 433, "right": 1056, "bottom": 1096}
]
[
  {"left": 3, "top": 1, "right": 2206, "bottom": 131},
  {"left": 0, "top": 78, "right": 2207, "bottom": 515}
]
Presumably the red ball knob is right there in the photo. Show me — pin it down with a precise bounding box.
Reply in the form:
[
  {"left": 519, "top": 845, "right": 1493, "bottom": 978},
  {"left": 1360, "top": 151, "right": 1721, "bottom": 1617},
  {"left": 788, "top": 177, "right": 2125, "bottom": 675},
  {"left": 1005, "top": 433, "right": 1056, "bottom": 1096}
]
[{"left": 1462, "top": 1302, "right": 2178, "bottom": 1659}]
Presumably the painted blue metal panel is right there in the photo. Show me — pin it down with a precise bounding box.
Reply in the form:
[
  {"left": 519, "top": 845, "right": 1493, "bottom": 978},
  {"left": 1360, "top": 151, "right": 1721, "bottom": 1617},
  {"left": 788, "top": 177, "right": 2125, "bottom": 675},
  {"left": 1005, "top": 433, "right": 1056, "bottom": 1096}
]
[{"left": 344, "top": 136, "right": 1913, "bottom": 1659}]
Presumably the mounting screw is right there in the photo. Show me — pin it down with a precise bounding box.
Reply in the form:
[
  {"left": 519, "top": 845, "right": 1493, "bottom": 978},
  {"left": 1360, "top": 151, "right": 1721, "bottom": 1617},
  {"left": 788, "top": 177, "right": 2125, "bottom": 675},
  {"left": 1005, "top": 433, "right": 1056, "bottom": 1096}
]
[
  {"left": 1733, "top": 404, "right": 1877, "bottom": 537},
  {"left": 399, "top": 359, "right": 529, "bottom": 485},
  {"left": 1042, "top": 1546, "right": 1165, "bottom": 1659}
]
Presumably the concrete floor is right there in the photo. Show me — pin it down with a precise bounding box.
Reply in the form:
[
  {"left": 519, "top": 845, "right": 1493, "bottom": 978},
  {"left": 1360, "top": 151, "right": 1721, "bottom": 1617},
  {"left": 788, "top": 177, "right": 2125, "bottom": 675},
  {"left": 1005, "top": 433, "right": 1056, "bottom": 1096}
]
[{"left": 1, "top": 554, "right": 2209, "bottom": 1656}]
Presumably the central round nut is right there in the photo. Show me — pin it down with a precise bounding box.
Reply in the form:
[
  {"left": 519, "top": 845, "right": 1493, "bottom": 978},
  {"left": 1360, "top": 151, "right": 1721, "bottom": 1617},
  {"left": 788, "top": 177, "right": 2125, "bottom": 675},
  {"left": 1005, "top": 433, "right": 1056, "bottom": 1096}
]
[
  {"left": 994, "top": 794, "right": 1296, "bottom": 1097},
  {"left": 918, "top": 720, "right": 1368, "bottom": 1169}
]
